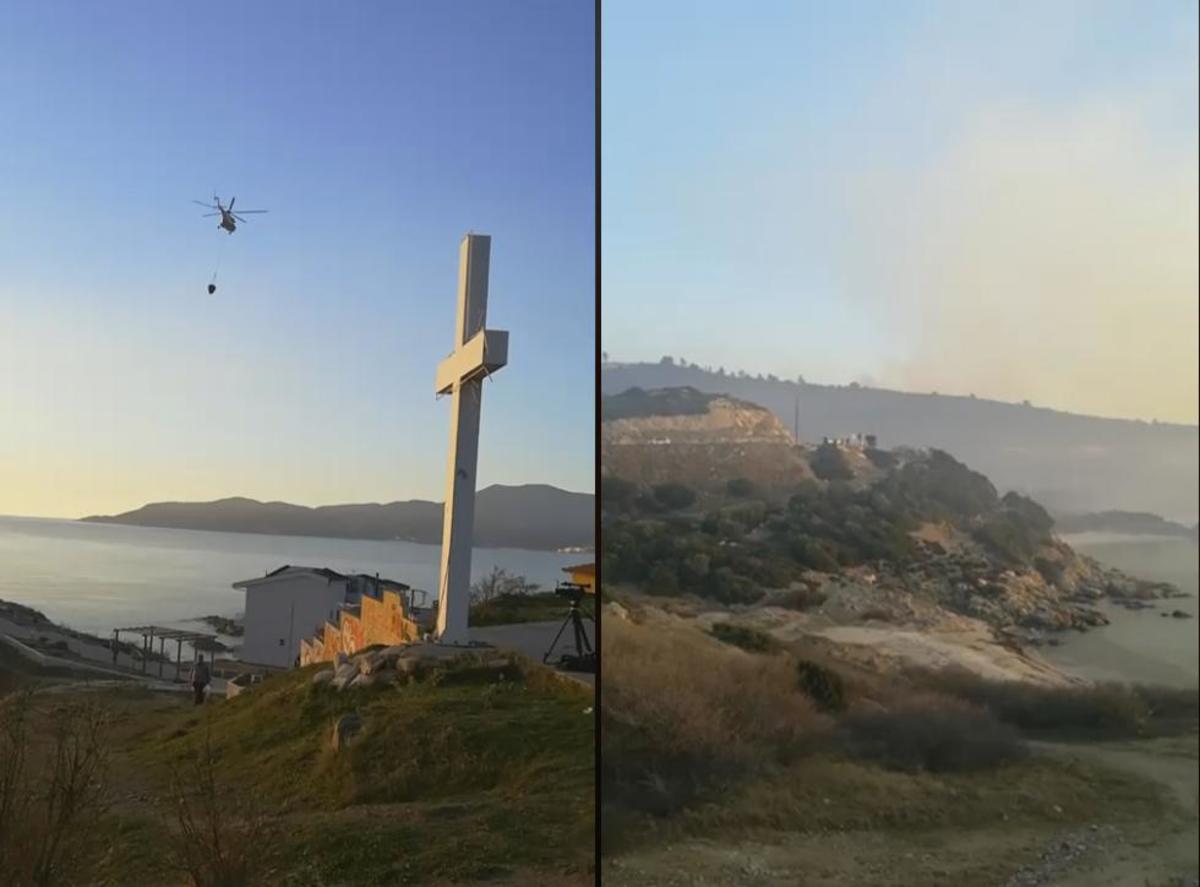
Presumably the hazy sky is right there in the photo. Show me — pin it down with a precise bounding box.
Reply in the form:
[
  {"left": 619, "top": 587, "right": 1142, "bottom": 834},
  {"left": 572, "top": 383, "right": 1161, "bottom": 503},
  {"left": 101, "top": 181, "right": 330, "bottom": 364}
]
[
  {"left": 603, "top": 1, "right": 1198, "bottom": 425},
  {"left": 0, "top": 2, "right": 594, "bottom": 518}
]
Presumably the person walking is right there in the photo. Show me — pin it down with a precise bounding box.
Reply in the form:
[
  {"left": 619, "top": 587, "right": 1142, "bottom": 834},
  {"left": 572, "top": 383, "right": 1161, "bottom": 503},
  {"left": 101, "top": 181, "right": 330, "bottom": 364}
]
[{"left": 192, "top": 654, "right": 211, "bottom": 705}]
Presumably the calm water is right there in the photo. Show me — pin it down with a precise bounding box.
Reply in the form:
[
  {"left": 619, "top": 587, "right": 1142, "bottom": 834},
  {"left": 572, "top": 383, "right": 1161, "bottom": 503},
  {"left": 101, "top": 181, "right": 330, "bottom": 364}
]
[
  {"left": 1042, "top": 534, "right": 1199, "bottom": 688},
  {"left": 0, "top": 515, "right": 584, "bottom": 639}
]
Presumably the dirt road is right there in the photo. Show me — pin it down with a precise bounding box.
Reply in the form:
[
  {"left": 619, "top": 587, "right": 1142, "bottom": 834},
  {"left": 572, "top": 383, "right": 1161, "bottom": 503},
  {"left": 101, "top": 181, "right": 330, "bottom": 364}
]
[{"left": 602, "top": 735, "right": 1199, "bottom": 887}]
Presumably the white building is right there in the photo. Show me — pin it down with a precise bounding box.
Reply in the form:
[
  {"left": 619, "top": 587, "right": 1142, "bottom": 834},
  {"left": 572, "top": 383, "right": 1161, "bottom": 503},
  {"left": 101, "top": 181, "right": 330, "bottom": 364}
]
[{"left": 231, "top": 565, "right": 417, "bottom": 668}]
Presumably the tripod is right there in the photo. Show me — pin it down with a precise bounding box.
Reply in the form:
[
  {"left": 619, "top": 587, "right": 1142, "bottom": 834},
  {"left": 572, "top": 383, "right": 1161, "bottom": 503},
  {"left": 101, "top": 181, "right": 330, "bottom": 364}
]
[{"left": 543, "top": 590, "right": 595, "bottom": 673}]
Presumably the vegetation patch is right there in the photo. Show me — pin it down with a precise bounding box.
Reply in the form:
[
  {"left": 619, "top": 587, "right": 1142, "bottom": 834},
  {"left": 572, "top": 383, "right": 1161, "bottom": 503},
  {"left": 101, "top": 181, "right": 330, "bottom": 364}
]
[
  {"left": 909, "top": 667, "right": 1200, "bottom": 739},
  {"left": 706, "top": 622, "right": 780, "bottom": 654}
]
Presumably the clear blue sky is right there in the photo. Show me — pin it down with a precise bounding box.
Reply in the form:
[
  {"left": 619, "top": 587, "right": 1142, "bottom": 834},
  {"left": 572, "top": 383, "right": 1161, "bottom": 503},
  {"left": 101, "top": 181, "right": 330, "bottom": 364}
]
[
  {"left": 0, "top": 1, "right": 595, "bottom": 517},
  {"left": 603, "top": 1, "right": 1198, "bottom": 424}
]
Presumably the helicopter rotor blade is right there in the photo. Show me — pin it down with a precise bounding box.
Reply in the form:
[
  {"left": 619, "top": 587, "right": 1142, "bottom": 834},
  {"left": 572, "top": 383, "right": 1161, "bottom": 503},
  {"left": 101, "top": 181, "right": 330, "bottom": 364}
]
[
  {"left": 228, "top": 196, "right": 235, "bottom": 211},
  {"left": 201, "top": 212, "right": 220, "bottom": 217},
  {"left": 233, "top": 209, "right": 268, "bottom": 214},
  {"left": 192, "top": 200, "right": 216, "bottom": 207}
]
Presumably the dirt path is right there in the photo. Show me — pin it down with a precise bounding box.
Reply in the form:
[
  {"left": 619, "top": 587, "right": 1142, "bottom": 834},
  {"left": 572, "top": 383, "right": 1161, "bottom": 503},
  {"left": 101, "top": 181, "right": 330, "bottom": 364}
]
[
  {"left": 602, "top": 736, "right": 1199, "bottom": 887},
  {"left": 1026, "top": 736, "right": 1198, "bottom": 887}
]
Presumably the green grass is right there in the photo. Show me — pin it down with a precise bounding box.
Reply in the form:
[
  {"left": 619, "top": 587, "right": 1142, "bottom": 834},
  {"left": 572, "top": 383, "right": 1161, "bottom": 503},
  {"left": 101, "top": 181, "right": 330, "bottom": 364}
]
[
  {"left": 470, "top": 591, "right": 592, "bottom": 627},
  {"left": 63, "top": 654, "right": 595, "bottom": 885}
]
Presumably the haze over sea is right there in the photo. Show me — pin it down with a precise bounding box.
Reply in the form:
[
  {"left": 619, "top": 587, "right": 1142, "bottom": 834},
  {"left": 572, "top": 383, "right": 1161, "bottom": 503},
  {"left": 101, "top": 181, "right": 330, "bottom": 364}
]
[
  {"left": 1043, "top": 533, "right": 1199, "bottom": 688},
  {"left": 0, "top": 515, "right": 583, "bottom": 639}
]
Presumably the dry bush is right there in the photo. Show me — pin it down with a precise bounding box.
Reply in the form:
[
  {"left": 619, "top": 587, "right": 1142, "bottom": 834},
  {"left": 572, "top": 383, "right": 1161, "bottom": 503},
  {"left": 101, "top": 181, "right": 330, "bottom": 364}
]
[
  {"left": 0, "top": 691, "right": 112, "bottom": 886},
  {"left": 706, "top": 622, "right": 780, "bottom": 653},
  {"left": 168, "top": 726, "right": 267, "bottom": 887},
  {"left": 772, "top": 585, "right": 828, "bottom": 611},
  {"left": 602, "top": 617, "right": 829, "bottom": 815},
  {"left": 837, "top": 691, "right": 1027, "bottom": 773},
  {"left": 910, "top": 667, "right": 1197, "bottom": 738}
]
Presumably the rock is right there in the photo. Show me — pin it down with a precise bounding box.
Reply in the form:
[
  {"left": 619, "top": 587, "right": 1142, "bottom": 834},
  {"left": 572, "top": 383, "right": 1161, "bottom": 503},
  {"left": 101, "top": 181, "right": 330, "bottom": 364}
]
[
  {"left": 330, "top": 714, "right": 362, "bottom": 752},
  {"left": 357, "top": 652, "right": 388, "bottom": 675},
  {"left": 347, "top": 672, "right": 379, "bottom": 689},
  {"left": 334, "top": 652, "right": 350, "bottom": 667},
  {"left": 334, "top": 662, "right": 358, "bottom": 682},
  {"left": 311, "top": 669, "right": 334, "bottom": 686},
  {"left": 1171, "top": 610, "right": 1192, "bottom": 619},
  {"left": 394, "top": 657, "right": 425, "bottom": 676},
  {"left": 605, "top": 601, "right": 630, "bottom": 622}
]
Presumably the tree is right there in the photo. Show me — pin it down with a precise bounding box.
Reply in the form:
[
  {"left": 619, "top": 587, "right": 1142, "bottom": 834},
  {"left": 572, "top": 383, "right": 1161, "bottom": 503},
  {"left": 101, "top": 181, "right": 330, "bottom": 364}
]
[{"left": 469, "top": 567, "right": 539, "bottom": 604}]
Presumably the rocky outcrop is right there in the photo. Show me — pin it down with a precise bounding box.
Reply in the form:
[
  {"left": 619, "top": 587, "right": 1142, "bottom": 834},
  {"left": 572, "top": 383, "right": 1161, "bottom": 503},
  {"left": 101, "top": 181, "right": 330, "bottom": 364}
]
[
  {"left": 311, "top": 644, "right": 518, "bottom": 693},
  {"left": 602, "top": 389, "right": 813, "bottom": 492}
]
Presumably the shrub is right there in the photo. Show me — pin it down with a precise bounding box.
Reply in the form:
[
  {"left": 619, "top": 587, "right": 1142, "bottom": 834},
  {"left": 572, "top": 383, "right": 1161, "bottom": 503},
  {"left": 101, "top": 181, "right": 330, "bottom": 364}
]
[
  {"left": 602, "top": 618, "right": 829, "bottom": 817},
  {"left": 707, "top": 623, "right": 779, "bottom": 654},
  {"left": 168, "top": 726, "right": 266, "bottom": 887},
  {"left": 910, "top": 668, "right": 1198, "bottom": 738},
  {"left": 0, "top": 693, "right": 112, "bottom": 886},
  {"left": 704, "top": 567, "right": 763, "bottom": 606},
  {"left": 796, "top": 660, "right": 846, "bottom": 712},
  {"left": 726, "top": 478, "right": 757, "bottom": 498},
  {"left": 838, "top": 692, "right": 1026, "bottom": 772},
  {"left": 788, "top": 537, "right": 840, "bottom": 572},
  {"left": 601, "top": 476, "right": 639, "bottom": 512},
  {"left": 772, "top": 585, "right": 828, "bottom": 611},
  {"left": 653, "top": 483, "right": 697, "bottom": 511},
  {"left": 645, "top": 563, "right": 680, "bottom": 597},
  {"left": 811, "top": 444, "right": 853, "bottom": 481}
]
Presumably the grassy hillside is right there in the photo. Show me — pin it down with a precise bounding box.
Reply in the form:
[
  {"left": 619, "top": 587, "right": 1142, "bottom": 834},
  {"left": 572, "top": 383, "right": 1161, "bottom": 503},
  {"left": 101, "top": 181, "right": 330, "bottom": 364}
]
[
  {"left": 601, "top": 606, "right": 1198, "bottom": 884},
  {"left": 2, "top": 654, "right": 594, "bottom": 886}
]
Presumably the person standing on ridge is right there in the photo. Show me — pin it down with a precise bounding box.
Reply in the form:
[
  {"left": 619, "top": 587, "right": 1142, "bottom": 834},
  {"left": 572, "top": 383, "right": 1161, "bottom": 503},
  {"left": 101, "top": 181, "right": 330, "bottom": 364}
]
[{"left": 192, "top": 654, "right": 211, "bottom": 705}]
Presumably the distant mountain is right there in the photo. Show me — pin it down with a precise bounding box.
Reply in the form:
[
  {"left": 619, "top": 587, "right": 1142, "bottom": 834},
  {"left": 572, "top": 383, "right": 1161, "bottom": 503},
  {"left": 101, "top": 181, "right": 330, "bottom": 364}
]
[
  {"left": 602, "top": 361, "right": 1199, "bottom": 523},
  {"left": 80, "top": 484, "right": 594, "bottom": 551},
  {"left": 1054, "top": 511, "right": 1199, "bottom": 542}
]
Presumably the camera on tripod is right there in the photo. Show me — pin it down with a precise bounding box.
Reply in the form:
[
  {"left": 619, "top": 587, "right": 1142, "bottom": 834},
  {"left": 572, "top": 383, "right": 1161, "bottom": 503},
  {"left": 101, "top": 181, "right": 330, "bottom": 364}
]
[
  {"left": 543, "top": 581, "right": 595, "bottom": 673},
  {"left": 554, "top": 582, "right": 588, "bottom": 603}
]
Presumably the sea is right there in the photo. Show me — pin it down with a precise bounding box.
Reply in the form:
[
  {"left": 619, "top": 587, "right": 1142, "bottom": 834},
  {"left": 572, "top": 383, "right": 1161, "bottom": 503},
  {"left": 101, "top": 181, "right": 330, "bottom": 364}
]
[
  {"left": 0, "top": 515, "right": 586, "bottom": 643},
  {"left": 1041, "top": 533, "right": 1199, "bottom": 688}
]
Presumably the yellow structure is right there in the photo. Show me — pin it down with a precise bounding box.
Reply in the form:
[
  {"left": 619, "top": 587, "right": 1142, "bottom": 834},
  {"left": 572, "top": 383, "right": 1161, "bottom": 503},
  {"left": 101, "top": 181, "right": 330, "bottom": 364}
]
[
  {"left": 298, "top": 588, "right": 422, "bottom": 666},
  {"left": 564, "top": 562, "right": 595, "bottom": 594}
]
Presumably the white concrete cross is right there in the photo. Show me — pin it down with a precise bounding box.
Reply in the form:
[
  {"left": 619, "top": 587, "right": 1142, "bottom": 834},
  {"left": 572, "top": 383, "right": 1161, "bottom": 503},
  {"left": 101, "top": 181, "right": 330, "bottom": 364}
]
[{"left": 434, "top": 234, "right": 509, "bottom": 644}]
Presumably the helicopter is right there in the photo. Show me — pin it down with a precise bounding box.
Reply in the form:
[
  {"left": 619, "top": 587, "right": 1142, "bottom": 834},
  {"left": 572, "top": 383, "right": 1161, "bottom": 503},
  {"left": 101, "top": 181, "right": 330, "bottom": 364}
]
[{"left": 193, "top": 195, "right": 267, "bottom": 234}]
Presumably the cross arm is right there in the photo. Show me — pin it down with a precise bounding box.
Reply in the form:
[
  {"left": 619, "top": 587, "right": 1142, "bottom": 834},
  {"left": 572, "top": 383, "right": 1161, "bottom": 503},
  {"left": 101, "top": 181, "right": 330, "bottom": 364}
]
[{"left": 435, "top": 329, "right": 509, "bottom": 395}]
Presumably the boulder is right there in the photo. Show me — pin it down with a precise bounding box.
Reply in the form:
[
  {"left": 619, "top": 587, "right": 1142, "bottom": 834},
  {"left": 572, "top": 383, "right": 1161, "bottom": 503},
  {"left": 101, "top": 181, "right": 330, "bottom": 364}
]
[
  {"left": 348, "top": 672, "right": 379, "bottom": 689},
  {"left": 311, "top": 669, "right": 335, "bottom": 686},
  {"left": 394, "top": 657, "right": 425, "bottom": 677},
  {"left": 605, "top": 602, "right": 630, "bottom": 622},
  {"left": 358, "top": 652, "right": 388, "bottom": 675},
  {"left": 330, "top": 714, "right": 362, "bottom": 752},
  {"left": 334, "top": 652, "right": 350, "bottom": 667},
  {"left": 331, "top": 662, "right": 358, "bottom": 689}
]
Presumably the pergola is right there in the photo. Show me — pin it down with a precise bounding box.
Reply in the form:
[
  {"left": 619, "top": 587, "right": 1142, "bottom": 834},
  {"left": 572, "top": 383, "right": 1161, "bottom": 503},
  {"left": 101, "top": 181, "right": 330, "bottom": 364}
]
[{"left": 111, "top": 625, "right": 218, "bottom": 680}]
